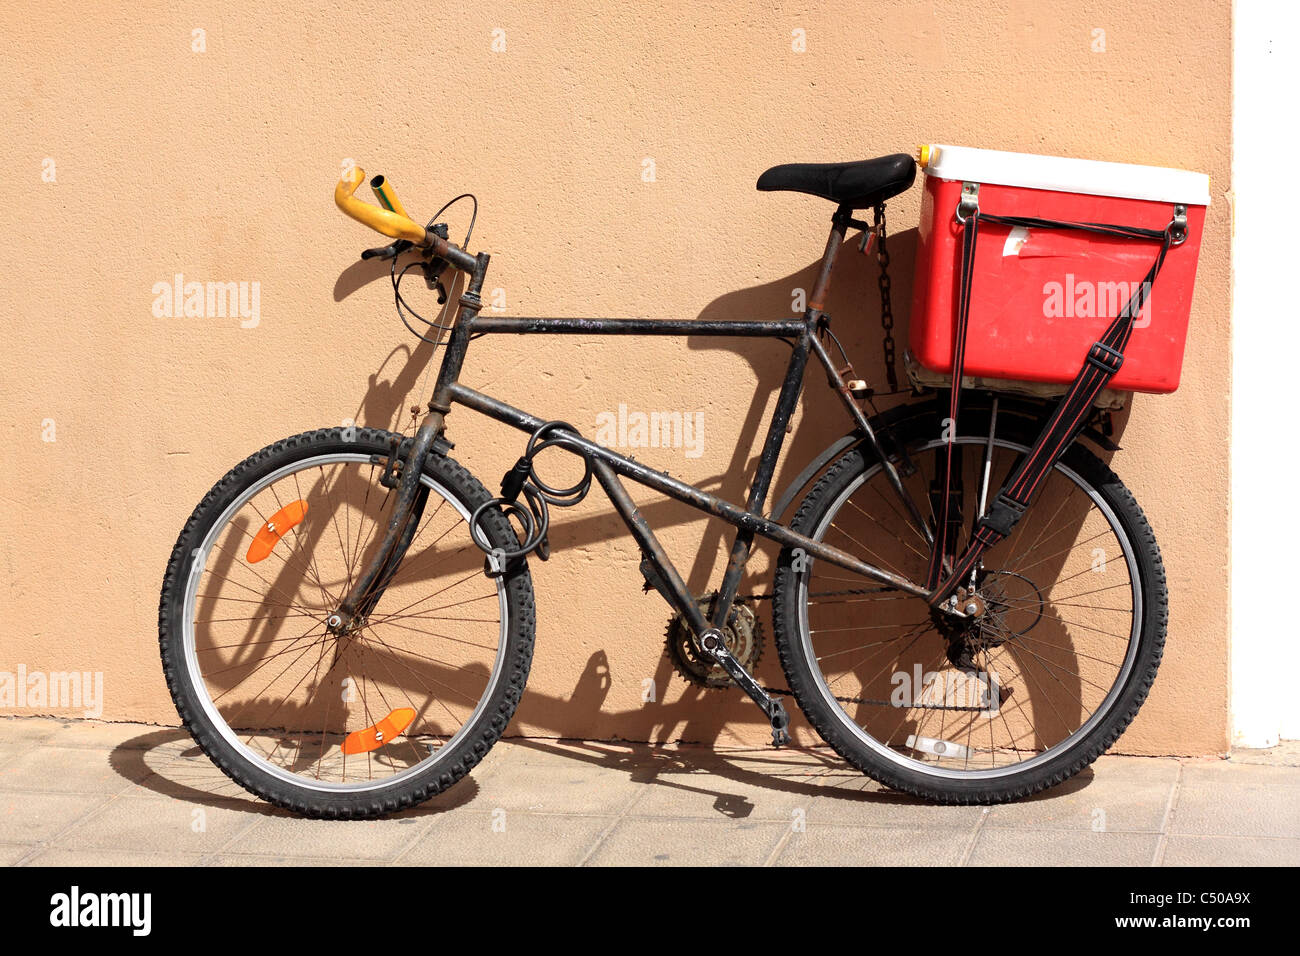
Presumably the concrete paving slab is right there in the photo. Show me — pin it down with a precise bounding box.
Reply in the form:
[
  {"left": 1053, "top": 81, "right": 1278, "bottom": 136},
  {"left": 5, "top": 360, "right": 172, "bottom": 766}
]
[
  {"left": 752, "top": 750, "right": 996, "bottom": 829},
  {"left": 464, "top": 741, "right": 646, "bottom": 816},
  {"left": 585, "top": 816, "right": 788, "bottom": 866},
  {"left": 1228, "top": 740, "right": 1300, "bottom": 767},
  {"left": 0, "top": 717, "right": 60, "bottom": 748},
  {"left": 30, "top": 720, "right": 163, "bottom": 751},
  {"left": 402, "top": 810, "right": 616, "bottom": 866},
  {"left": 983, "top": 756, "right": 1179, "bottom": 832},
  {"left": 1171, "top": 761, "right": 1300, "bottom": 838},
  {"left": 808, "top": 783, "right": 988, "bottom": 831},
  {"left": 222, "top": 812, "right": 434, "bottom": 862},
  {"left": 53, "top": 793, "right": 256, "bottom": 855},
  {"left": 967, "top": 827, "right": 1161, "bottom": 866},
  {"left": 22, "top": 847, "right": 206, "bottom": 867},
  {"left": 205, "top": 853, "right": 384, "bottom": 866},
  {"left": 0, "top": 746, "right": 151, "bottom": 795},
  {"left": 777, "top": 822, "right": 972, "bottom": 866},
  {"left": 1161, "top": 834, "right": 1300, "bottom": 866},
  {"left": 0, "top": 789, "right": 111, "bottom": 844},
  {"left": 617, "top": 752, "right": 824, "bottom": 823},
  {"left": 0, "top": 843, "right": 31, "bottom": 865}
]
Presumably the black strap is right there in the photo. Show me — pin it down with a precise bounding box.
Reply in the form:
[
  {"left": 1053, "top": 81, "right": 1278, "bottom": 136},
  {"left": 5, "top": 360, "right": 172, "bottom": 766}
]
[
  {"left": 926, "top": 205, "right": 1177, "bottom": 603},
  {"left": 978, "top": 212, "right": 1169, "bottom": 244}
]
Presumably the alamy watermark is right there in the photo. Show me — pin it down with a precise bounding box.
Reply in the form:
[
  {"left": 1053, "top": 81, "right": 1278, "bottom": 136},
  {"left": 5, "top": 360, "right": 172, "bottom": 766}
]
[
  {"left": 1042, "top": 274, "right": 1152, "bottom": 328},
  {"left": 49, "top": 886, "right": 150, "bottom": 936},
  {"left": 1, "top": 665, "right": 103, "bottom": 718},
  {"left": 152, "top": 273, "right": 260, "bottom": 328},
  {"left": 595, "top": 403, "right": 704, "bottom": 458},
  {"left": 890, "top": 663, "right": 1001, "bottom": 716}
]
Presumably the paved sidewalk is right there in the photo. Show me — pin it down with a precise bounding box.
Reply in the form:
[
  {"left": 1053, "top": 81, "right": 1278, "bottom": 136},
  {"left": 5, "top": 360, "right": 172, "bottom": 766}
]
[{"left": 1, "top": 717, "right": 1297, "bottom": 866}]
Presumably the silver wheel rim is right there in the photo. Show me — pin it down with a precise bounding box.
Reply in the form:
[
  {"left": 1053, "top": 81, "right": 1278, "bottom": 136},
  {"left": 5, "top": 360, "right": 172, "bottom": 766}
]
[
  {"left": 181, "top": 452, "right": 509, "bottom": 794},
  {"left": 795, "top": 437, "right": 1142, "bottom": 780}
]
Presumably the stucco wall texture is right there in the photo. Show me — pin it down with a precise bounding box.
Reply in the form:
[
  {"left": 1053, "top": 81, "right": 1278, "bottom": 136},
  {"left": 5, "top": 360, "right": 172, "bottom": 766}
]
[{"left": 1, "top": 2, "right": 1231, "bottom": 754}]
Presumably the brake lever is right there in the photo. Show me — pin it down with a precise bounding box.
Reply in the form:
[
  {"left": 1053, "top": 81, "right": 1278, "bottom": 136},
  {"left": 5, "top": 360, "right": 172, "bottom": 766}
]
[
  {"left": 420, "top": 223, "right": 452, "bottom": 302},
  {"left": 422, "top": 258, "right": 449, "bottom": 303},
  {"left": 360, "top": 238, "right": 414, "bottom": 261}
]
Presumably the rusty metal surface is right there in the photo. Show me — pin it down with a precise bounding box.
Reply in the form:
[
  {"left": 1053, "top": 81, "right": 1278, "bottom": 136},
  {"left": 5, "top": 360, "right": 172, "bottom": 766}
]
[
  {"left": 467, "top": 316, "right": 808, "bottom": 337},
  {"left": 447, "top": 381, "right": 930, "bottom": 599}
]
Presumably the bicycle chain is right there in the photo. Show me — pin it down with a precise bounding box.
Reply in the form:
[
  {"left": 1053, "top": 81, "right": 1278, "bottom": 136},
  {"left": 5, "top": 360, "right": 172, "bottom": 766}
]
[
  {"left": 735, "top": 587, "right": 989, "bottom": 712},
  {"left": 756, "top": 683, "right": 985, "bottom": 712},
  {"left": 874, "top": 202, "right": 898, "bottom": 392}
]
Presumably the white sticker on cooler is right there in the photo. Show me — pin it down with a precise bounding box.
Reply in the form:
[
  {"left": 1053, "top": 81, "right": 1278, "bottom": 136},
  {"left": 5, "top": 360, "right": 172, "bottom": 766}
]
[{"left": 1003, "top": 226, "right": 1031, "bottom": 256}]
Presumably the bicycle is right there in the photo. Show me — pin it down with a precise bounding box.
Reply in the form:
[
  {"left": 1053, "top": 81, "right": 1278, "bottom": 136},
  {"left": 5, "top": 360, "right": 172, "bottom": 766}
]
[{"left": 159, "top": 151, "right": 1175, "bottom": 817}]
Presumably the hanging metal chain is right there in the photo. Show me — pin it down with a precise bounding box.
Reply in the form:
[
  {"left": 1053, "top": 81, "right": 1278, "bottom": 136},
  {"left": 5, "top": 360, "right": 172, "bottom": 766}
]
[{"left": 874, "top": 202, "right": 899, "bottom": 391}]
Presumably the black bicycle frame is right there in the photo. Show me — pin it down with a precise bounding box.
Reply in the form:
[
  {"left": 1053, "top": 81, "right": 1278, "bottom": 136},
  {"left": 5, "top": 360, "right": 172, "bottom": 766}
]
[{"left": 336, "top": 206, "right": 940, "bottom": 649}]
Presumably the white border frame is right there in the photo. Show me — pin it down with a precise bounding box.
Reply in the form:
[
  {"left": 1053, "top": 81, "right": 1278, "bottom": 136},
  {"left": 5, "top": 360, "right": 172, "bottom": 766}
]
[{"left": 1231, "top": 1, "right": 1300, "bottom": 746}]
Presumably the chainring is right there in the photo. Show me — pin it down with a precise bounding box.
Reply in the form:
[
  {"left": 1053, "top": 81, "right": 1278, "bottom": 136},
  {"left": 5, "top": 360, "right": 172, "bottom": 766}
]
[{"left": 665, "top": 593, "right": 764, "bottom": 689}]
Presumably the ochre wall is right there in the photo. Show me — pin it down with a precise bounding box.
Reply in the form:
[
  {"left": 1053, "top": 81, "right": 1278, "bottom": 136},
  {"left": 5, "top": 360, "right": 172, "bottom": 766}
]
[{"left": 0, "top": 1, "right": 1231, "bottom": 753}]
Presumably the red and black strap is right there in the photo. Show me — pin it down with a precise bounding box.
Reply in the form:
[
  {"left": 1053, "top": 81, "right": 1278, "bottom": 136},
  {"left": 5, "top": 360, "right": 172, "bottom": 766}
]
[
  {"left": 924, "top": 210, "right": 982, "bottom": 589},
  {"left": 925, "top": 203, "right": 1181, "bottom": 605}
]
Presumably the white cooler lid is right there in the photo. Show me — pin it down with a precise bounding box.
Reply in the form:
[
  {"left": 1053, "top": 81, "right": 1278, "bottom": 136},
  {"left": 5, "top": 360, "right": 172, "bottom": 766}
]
[{"left": 920, "top": 144, "right": 1211, "bottom": 206}]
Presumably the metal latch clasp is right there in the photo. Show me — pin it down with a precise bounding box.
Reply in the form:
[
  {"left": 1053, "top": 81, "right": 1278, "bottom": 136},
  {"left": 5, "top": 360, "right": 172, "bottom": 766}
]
[
  {"left": 1168, "top": 204, "right": 1188, "bottom": 246},
  {"left": 956, "top": 181, "right": 980, "bottom": 224}
]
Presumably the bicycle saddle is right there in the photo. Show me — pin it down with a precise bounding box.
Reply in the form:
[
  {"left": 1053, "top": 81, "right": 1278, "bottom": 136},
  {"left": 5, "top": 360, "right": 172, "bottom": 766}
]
[{"left": 756, "top": 153, "right": 916, "bottom": 208}]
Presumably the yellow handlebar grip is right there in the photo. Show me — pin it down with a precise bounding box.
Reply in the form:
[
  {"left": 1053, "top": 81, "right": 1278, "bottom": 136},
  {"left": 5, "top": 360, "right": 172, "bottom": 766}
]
[
  {"left": 334, "top": 165, "right": 428, "bottom": 244},
  {"left": 369, "top": 174, "right": 411, "bottom": 219}
]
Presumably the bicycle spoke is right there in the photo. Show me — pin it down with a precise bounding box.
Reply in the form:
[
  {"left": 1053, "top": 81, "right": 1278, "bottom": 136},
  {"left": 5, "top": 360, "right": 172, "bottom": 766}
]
[
  {"left": 180, "top": 447, "right": 512, "bottom": 795},
  {"left": 795, "top": 430, "right": 1142, "bottom": 784}
]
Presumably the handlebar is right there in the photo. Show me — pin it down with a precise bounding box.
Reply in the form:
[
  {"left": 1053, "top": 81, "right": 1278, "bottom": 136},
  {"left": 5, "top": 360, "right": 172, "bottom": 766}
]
[{"left": 334, "top": 165, "right": 478, "bottom": 273}]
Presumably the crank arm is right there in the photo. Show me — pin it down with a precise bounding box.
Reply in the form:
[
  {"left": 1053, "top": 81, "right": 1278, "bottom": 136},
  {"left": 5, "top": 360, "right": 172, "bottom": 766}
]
[{"left": 699, "top": 628, "right": 791, "bottom": 746}]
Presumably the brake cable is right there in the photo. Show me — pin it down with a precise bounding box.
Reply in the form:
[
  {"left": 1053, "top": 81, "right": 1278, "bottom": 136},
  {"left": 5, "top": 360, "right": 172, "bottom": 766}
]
[{"left": 389, "top": 192, "right": 478, "bottom": 348}]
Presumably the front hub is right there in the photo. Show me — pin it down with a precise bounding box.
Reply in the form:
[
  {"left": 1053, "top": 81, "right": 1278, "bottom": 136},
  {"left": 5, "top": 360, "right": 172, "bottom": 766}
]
[{"left": 325, "top": 611, "right": 367, "bottom": 637}]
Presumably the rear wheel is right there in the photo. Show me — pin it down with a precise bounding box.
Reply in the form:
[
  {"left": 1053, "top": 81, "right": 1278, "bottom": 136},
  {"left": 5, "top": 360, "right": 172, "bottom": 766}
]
[
  {"left": 158, "top": 427, "right": 535, "bottom": 818},
  {"left": 772, "top": 402, "right": 1166, "bottom": 803}
]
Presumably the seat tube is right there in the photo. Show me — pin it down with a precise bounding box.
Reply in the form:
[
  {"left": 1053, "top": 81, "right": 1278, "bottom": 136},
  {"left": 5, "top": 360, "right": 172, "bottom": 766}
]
[
  {"left": 711, "top": 330, "right": 814, "bottom": 627},
  {"left": 709, "top": 210, "right": 847, "bottom": 628},
  {"left": 807, "top": 205, "right": 850, "bottom": 315}
]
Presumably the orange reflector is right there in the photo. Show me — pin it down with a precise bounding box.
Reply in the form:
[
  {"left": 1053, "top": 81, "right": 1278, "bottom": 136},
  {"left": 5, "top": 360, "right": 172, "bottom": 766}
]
[
  {"left": 245, "top": 500, "right": 308, "bottom": 563},
  {"left": 341, "top": 707, "right": 417, "bottom": 756}
]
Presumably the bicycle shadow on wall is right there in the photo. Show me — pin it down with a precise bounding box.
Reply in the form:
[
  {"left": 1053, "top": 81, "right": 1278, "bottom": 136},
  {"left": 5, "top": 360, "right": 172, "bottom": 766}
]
[
  {"left": 325, "top": 229, "right": 1135, "bottom": 754},
  {"left": 127, "top": 233, "right": 1133, "bottom": 813},
  {"left": 663, "top": 227, "right": 1134, "bottom": 755},
  {"left": 323, "top": 238, "right": 895, "bottom": 746},
  {"left": 331, "top": 262, "right": 464, "bottom": 435}
]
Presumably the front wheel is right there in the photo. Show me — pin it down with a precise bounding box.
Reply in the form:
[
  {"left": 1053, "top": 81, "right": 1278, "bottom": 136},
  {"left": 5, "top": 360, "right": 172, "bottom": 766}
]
[
  {"left": 771, "top": 402, "right": 1167, "bottom": 803},
  {"left": 158, "top": 427, "right": 536, "bottom": 818}
]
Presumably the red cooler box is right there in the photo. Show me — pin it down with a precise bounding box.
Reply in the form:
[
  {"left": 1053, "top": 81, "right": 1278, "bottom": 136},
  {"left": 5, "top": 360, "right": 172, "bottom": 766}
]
[{"left": 909, "top": 144, "right": 1210, "bottom": 393}]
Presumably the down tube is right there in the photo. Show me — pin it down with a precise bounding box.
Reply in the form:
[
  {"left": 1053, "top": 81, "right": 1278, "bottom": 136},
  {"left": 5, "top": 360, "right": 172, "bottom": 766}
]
[{"left": 445, "top": 382, "right": 932, "bottom": 600}]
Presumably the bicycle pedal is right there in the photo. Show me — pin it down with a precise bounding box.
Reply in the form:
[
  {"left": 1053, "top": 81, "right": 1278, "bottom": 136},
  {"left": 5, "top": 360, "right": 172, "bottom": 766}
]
[{"left": 768, "top": 698, "right": 791, "bottom": 748}]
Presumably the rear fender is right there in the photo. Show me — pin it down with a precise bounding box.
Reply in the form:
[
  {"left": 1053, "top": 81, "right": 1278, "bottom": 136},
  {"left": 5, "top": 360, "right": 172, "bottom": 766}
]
[{"left": 766, "top": 394, "right": 1118, "bottom": 523}]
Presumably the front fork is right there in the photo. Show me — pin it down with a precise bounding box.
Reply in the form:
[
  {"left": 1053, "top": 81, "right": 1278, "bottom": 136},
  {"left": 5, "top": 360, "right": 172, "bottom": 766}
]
[
  {"left": 330, "top": 255, "right": 491, "bottom": 635},
  {"left": 327, "top": 411, "right": 443, "bottom": 635}
]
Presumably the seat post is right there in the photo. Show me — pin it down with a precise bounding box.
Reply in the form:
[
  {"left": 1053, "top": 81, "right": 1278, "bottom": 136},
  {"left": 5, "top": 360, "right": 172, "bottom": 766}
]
[{"left": 808, "top": 204, "right": 852, "bottom": 315}]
